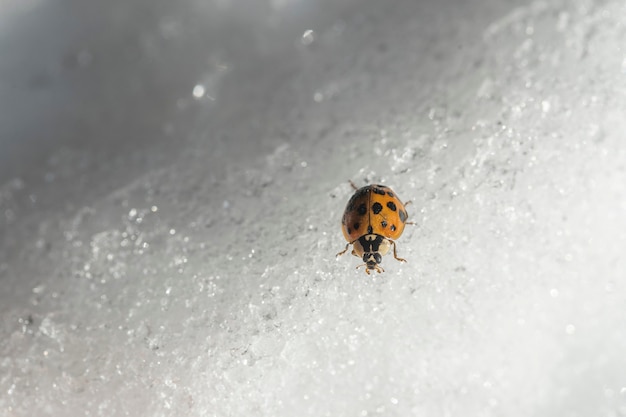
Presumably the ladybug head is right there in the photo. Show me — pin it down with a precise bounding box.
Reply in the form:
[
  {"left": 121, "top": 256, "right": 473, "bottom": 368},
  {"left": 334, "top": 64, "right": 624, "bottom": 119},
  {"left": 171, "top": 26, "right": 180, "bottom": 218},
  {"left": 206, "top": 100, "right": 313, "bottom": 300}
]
[
  {"left": 363, "top": 252, "right": 382, "bottom": 271},
  {"left": 353, "top": 234, "right": 391, "bottom": 274}
]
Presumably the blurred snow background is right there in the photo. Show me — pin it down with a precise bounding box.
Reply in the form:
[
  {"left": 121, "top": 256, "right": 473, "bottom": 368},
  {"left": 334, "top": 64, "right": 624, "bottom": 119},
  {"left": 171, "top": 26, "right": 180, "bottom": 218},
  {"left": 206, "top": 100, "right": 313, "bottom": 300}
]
[{"left": 1, "top": 0, "right": 626, "bottom": 415}]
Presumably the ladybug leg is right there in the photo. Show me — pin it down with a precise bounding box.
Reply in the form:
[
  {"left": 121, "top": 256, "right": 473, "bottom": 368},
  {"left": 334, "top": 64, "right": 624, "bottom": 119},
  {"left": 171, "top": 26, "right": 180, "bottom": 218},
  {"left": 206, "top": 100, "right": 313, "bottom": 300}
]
[
  {"left": 400, "top": 201, "right": 415, "bottom": 225},
  {"left": 401, "top": 202, "right": 416, "bottom": 226},
  {"left": 390, "top": 240, "right": 407, "bottom": 263},
  {"left": 336, "top": 242, "right": 351, "bottom": 257},
  {"left": 356, "top": 264, "right": 384, "bottom": 274},
  {"left": 348, "top": 180, "right": 359, "bottom": 190}
]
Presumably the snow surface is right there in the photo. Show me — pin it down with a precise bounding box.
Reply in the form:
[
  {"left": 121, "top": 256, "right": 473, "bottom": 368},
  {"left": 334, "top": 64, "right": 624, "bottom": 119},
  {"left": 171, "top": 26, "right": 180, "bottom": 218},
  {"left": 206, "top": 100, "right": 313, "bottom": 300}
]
[{"left": 2, "top": 0, "right": 626, "bottom": 415}]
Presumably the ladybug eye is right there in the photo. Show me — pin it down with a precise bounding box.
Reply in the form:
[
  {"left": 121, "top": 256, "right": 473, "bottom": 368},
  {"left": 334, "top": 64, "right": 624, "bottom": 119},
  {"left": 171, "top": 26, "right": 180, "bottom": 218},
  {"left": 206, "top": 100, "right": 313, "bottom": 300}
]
[{"left": 373, "top": 253, "right": 382, "bottom": 264}]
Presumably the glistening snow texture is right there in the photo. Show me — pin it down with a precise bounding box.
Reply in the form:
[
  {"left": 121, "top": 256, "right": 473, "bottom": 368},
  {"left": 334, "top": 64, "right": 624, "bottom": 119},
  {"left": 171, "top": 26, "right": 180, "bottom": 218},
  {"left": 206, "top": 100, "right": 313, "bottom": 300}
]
[{"left": 1, "top": 0, "right": 625, "bottom": 416}]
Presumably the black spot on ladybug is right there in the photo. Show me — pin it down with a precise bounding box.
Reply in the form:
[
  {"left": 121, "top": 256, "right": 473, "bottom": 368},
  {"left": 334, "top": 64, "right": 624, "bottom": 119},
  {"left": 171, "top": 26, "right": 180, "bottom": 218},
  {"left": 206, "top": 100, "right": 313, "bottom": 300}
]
[
  {"left": 373, "top": 188, "right": 386, "bottom": 196},
  {"left": 399, "top": 210, "right": 408, "bottom": 223},
  {"left": 387, "top": 191, "right": 394, "bottom": 197},
  {"left": 347, "top": 227, "right": 352, "bottom": 234},
  {"left": 367, "top": 225, "right": 373, "bottom": 234},
  {"left": 353, "top": 222, "right": 360, "bottom": 231},
  {"left": 357, "top": 203, "right": 367, "bottom": 216},
  {"left": 372, "top": 202, "right": 383, "bottom": 214},
  {"left": 386, "top": 201, "right": 397, "bottom": 211},
  {"left": 390, "top": 224, "right": 396, "bottom": 231},
  {"left": 381, "top": 220, "right": 388, "bottom": 228}
]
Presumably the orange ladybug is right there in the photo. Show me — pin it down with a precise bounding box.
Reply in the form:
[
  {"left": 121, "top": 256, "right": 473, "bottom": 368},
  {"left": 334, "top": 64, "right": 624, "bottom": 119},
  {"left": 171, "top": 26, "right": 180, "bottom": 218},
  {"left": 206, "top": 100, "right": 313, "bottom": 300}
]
[{"left": 337, "top": 181, "right": 409, "bottom": 274}]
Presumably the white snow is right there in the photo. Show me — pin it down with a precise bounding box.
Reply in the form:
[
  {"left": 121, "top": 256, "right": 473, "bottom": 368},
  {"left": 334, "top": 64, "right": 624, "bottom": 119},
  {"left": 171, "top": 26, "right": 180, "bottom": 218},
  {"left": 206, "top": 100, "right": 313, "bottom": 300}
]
[{"left": 1, "top": 0, "right": 626, "bottom": 416}]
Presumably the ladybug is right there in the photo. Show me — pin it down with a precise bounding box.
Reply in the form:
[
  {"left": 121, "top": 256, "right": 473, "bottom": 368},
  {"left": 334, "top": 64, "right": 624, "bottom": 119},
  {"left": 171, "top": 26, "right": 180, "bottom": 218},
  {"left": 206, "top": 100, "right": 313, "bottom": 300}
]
[{"left": 337, "top": 181, "right": 410, "bottom": 274}]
